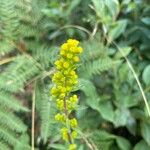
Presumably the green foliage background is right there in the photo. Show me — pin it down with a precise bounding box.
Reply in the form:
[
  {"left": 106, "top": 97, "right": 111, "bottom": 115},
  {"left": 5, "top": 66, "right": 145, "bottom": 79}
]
[{"left": 0, "top": 0, "right": 150, "bottom": 149}]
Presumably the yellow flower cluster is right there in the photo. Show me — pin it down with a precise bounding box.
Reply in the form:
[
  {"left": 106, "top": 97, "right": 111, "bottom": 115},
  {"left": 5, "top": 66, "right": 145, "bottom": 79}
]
[{"left": 50, "top": 39, "right": 83, "bottom": 149}]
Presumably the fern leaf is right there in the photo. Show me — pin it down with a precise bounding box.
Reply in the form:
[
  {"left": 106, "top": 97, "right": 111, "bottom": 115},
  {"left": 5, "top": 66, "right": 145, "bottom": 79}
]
[
  {"left": 0, "top": 0, "right": 19, "bottom": 55},
  {"left": 35, "top": 80, "right": 52, "bottom": 143},
  {"left": 79, "top": 38, "right": 120, "bottom": 78},
  {"left": 0, "top": 55, "right": 41, "bottom": 92},
  {"left": 79, "top": 57, "right": 117, "bottom": 78},
  {"left": 0, "top": 142, "right": 10, "bottom": 150},
  {"left": 0, "top": 91, "right": 28, "bottom": 112},
  {"left": 0, "top": 126, "right": 18, "bottom": 146},
  {"left": 0, "top": 108, "right": 27, "bottom": 133}
]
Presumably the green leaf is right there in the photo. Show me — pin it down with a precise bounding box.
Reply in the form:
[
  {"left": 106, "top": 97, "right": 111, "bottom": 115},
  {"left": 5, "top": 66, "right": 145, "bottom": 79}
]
[
  {"left": 142, "top": 65, "right": 150, "bottom": 85},
  {"left": 115, "top": 47, "right": 132, "bottom": 58},
  {"left": 78, "top": 78, "right": 100, "bottom": 110},
  {"left": 116, "top": 136, "right": 132, "bottom": 150},
  {"left": 98, "top": 101, "right": 114, "bottom": 122},
  {"left": 105, "top": 0, "right": 120, "bottom": 18},
  {"left": 133, "top": 140, "right": 150, "bottom": 150},
  {"left": 50, "top": 144, "right": 66, "bottom": 150},
  {"left": 141, "top": 122, "right": 150, "bottom": 146},
  {"left": 90, "top": 130, "right": 115, "bottom": 150},
  {"left": 66, "top": 0, "right": 81, "bottom": 15},
  {"left": 96, "top": 130, "right": 116, "bottom": 140},
  {"left": 98, "top": 141, "right": 114, "bottom": 150},
  {"left": 141, "top": 17, "right": 150, "bottom": 25},
  {"left": 114, "top": 108, "right": 133, "bottom": 127},
  {"left": 14, "top": 134, "right": 30, "bottom": 150},
  {"left": 92, "top": 0, "right": 105, "bottom": 18},
  {"left": 109, "top": 20, "right": 127, "bottom": 41}
]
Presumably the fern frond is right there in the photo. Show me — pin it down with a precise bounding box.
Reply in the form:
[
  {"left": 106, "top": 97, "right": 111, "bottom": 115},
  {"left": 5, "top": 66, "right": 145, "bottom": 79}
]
[
  {"left": 0, "top": 0, "right": 19, "bottom": 55},
  {"left": 79, "top": 38, "right": 120, "bottom": 78},
  {"left": 16, "top": 0, "right": 48, "bottom": 38},
  {"left": 0, "top": 141, "right": 10, "bottom": 150},
  {"left": 35, "top": 80, "right": 55, "bottom": 143},
  {"left": 0, "top": 108, "right": 27, "bottom": 133},
  {"left": 0, "top": 125, "right": 19, "bottom": 146},
  {"left": 0, "top": 91, "right": 28, "bottom": 112},
  {"left": 14, "top": 134, "right": 31, "bottom": 150},
  {"left": 79, "top": 57, "right": 117, "bottom": 78},
  {"left": 0, "top": 55, "right": 41, "bottom": 92}
]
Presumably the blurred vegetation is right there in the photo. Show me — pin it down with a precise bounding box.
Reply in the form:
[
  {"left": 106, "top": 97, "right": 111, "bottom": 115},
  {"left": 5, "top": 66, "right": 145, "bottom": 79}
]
[{"left": 0, "top": 0, "right": 150, "bottom": 149}]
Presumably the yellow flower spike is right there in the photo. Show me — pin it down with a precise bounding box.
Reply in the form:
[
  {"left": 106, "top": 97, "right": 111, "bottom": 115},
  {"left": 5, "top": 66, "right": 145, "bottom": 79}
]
[
  {"left": 68, "top": 144, "right": 77, "bottom": 150},
  {"left": 50, "top": 39, "right": 83, "bottom": 148}
]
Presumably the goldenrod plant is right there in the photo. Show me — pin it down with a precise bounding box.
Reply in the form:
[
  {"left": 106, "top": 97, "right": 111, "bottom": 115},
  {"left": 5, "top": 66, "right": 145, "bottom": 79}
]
[{"left": 50, "top": 39, "right": 83, "bottom": 150}]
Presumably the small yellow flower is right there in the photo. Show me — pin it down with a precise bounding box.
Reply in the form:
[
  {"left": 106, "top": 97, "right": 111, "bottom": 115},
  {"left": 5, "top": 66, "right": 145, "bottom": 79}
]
[
  {"left": 73, "top": 56, "right": 79, "bottom": 62},
  {"left": 70, "top": 47, "right": 77, "bottom": 53},
  {"left": 70, "top": 118, "right": 78, "bottom": 128},
  {"left": 61, "top": 127, "right": 69, "bottom": 141},
  {"left": 63, "top": 61, "right": 69, "bottom": 68},
  {"left": 59, "top": 93, "right": 65, "bottom": 98},
  {"left": 70, "top": 70, "right": 76, "bottom": 76},
  {"left": 56, "top": 99, "right": 64, "bottom": 110},
  {"left": 68, "top": 144, "right": 77, "bottom": 150},
  {"left": 70, "top": 95, "right": 78, "bottom": 103},
  {"left": 67, "top": 39, "right": 79, "bottom": 47},
  {"left": 55, "top": 113, "right": 65, "bottom": 122},
  {"left": 60, "top": 87, "right": 66, "bottom": 93},
  {"left": 77, "top": 47, "right": 83, "bottom": 53},
  {"left": 50, "top": 87, "right": 58, "bottom": 96},
  {"left": 71, "top": 131, "right": 77, "bottom": 139},
  {"left": 67, "top": 53, "right": 73, "bottom": 59},
  {"left": 61, "top": 43, "right": 68, "bottom": 50},
  {"left": 60, "top": 50, "right": 66, "bottom": 56}
]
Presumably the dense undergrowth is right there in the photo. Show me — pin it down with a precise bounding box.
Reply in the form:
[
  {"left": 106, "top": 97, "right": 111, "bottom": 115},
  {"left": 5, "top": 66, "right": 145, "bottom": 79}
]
[{"left": 0, "top": 0, "right": 150, "bottom": 149}]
